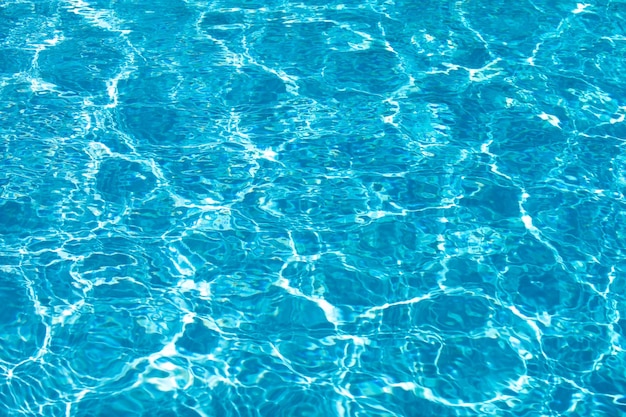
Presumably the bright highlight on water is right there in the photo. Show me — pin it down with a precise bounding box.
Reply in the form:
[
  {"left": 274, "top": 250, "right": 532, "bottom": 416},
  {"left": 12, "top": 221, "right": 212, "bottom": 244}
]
[{"left": 1, "top": 1, "right": 625, "bottom": 416}]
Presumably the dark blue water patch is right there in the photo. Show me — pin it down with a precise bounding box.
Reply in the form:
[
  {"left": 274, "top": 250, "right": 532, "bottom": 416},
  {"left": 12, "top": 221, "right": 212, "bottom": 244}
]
[
  {"left": 37, "top": 35, "right": 125, "bottom": 98},
  {"left": 0, "top": 48, "right": 32, "bottom": 75},
  {"left": 251, "top": 20, "right": 334, "bottom": 77},
  {"left": 506, "top": 265, "right": 605, "bottom": 319},
  {"left": 119, "top": 104, "right": 187, "bottom": 146},
  {"left": 91, "top": 277, "right": 151, "bottom": 304},
  {"left": 157, "top": 146, "right": 255, "bottom": 202},
  {"left": 441, "top": 257, "right": 499, "bottom": 293},
  {"left": 36, "top": 256, "right": 86, "bottom": 306},
  {"left": 230, "top": 287, "right": 337, "bottom": 336},
  {"left": 118, "top": 67, "right": 182, "bottom": 105},
  {"left": 178, "top": 231, "right": 251, "bottom": 271},
  {"left": 0, "top": 272, "right": 47, "bottom": 364},
  {"left": 542, "top": 324, "right": 612, "bottom": 377},
  {"left": 87, "top": 129, "right": 135, "bottom": 155},
  {"left": 51, "top": 312, "right": 144, "bottom": 379},
  {"left": 456, "top": 82, "right": 517, "bottom": 120},
  {"left": 466, "top": 0, "right": 564, "bottom": 54},
  {"left": 176, "top": 321, "right": 221, "bottom": 355},
  {"left": 548, "top": 380, "right": 580, "bottom": 414},
  {"left": 111, "top": 0, "right": 197, "bottom": 45},
  {"left": 126, "top": 193, "right": 177, "bottom": 233},
  {"left": 256, "top": 387, "right": 339, "bottom": 417},
  {"left": 198, "top": 8, "right": 246, "bottom": 35},
  {"left": 95, "top": 158, "right": 157, "bottom": 204},
  {"left": 379, "top": 174, "right": 453, "bottom": 212},
  {"left": 226, "top": 105, "right": 300, "bottom": 148},
  {"left": 545, "top": 208, "right": 613, "bottom": 258},
  {"left": 224, "top": 67, "right": 289, "bottom": 106},
  {"left": 585, "top": 354, "right": 626, "bottom": 400},
  {"left": 0, "top": 1, "right": 36, "bottom": 38},
  {"left": 362, "top": 214, "right": 425, "bottom": 248},
  {"left": 269, "top": 333, "right": 348, "bottom": 375},
  {"left": 2, "top": 98, "right": 85, "bottom": 156},
  {"left": 527, "top": 191, "right": 623, "bottom": 262},
  {"left": 0, "top": 198, "right": 43, "bottom": 237},
  {"left": 437, "top": 337, "right": 525, "bottom": 401},
  {"left": 303, "top": 255, "right": 389, "bottom": 308},
  {"left": 459, "top": 179, "right": 521, "bottom": 220},
  {"left": 324, "top": 48, "right": 409, "bottom": 94}
]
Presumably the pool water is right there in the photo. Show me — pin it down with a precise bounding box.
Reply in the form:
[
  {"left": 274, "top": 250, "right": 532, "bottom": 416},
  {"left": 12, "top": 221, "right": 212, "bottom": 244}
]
[{"left": 1, "top": 0, "right": 626, "bottom": 416}]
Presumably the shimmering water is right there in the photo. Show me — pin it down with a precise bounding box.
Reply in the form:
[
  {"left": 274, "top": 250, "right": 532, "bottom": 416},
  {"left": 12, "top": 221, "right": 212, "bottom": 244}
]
[{"left": 1, "top": 0, "right": 626, "bottom": 416}]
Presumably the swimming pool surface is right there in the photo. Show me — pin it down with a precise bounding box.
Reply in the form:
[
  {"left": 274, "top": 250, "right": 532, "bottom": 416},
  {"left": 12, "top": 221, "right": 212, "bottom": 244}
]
[{"left": 1, "top": 0, "right": 626, "bottom": 416}]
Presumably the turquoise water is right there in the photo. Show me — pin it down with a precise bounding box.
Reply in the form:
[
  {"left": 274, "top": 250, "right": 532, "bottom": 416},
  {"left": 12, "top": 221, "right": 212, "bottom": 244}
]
[{"left": 1, "top": 0, "right": 626, "bottom": 416}]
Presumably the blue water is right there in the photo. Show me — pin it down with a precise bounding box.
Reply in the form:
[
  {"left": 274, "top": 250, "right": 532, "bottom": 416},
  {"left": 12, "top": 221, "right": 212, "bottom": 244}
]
[{"left": 1, "top": 0, "right": 626, "bottom": 416}]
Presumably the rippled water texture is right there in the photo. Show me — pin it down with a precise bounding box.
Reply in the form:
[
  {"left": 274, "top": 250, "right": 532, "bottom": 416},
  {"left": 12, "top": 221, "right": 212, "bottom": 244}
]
[{"left": 1, "top": 0, "right": 626, "bottom": 416}]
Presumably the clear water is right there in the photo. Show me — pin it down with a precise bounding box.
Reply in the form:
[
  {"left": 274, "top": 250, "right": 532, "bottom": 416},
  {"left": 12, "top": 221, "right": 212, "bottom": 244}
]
[{"left": 1, "top": 0, "right": 625, "bottom": 416}]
